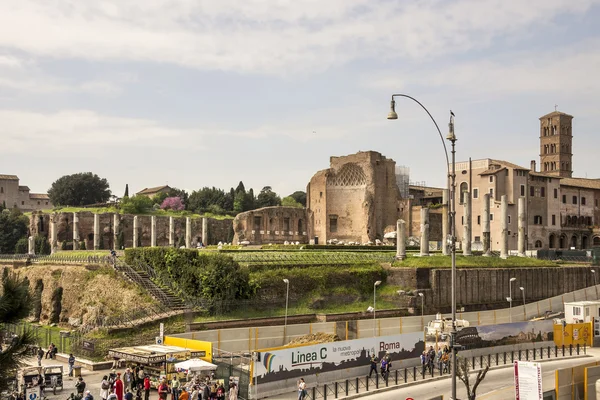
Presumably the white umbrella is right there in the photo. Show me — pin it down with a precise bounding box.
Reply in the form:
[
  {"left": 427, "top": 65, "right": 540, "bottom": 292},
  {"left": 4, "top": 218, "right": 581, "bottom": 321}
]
[{"left": 174, "top": 358, "right": 217, "bottom": 372}]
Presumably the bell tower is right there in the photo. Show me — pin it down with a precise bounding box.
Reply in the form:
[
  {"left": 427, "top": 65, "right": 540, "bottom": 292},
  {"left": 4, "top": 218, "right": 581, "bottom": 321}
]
[{"left": 539, "top": 110, "right": 574, "bottom": 178}]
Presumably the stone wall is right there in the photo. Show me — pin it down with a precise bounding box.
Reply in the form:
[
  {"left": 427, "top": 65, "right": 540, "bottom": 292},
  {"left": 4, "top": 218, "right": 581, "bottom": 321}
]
[
  {"left": 29, "top": 211, "right": 233, "bottom": 249},
  {"left": 409, "top": 206, "right": 442, "bottom": 240},
  {"left": 398, "top": 266, "right": 597, "bottom": 311},
  {"left": 233, "top": 206, "right": 308, "bottom": 245}
]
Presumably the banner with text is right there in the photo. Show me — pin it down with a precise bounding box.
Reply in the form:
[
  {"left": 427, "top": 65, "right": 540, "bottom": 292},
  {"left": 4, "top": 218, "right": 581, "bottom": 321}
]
[{"left": 254, "top": 332, "right": 424, "bottom": 383}]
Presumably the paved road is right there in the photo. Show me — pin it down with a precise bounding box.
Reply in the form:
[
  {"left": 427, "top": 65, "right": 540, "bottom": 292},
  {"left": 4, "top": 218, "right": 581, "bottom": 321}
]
[{"left": 358, "top": 355, "right": 598, "bottom": 400}]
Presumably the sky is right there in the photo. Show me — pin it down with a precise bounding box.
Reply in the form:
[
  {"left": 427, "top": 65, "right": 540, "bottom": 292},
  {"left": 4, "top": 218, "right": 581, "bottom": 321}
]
[{"left": 2, "top": 0, "right": 600, "bottom": 197}]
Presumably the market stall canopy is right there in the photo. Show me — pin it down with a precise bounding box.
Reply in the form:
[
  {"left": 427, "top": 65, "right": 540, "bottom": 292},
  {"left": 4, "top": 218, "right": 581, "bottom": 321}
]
[
  {"left": 174, "top": 358, "right": 217, "bottom": 372},
  {"left": 108, "top": 345, "right": 205, "bottom": 364}
]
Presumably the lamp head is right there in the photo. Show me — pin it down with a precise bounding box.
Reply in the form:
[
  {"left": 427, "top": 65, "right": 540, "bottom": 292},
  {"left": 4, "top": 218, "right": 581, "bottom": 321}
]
[
  {"left": 387, "top": 99, "right": 398, "bottom": 120},
  {"left": 592, "top": 269, "right": 596, "bottom": 273},
  {"left": 374, "top": 280, "right": 382, "bottom": 286},
  {"left": 283, "top": 278, "right": 289, "bottom": 284},
  {"left": 418, "top": 292, "right": 424, "bottom": 297},
  {"left": 519, "top": 287, "right": 524, "bottom": 291},
  {"left": 367, "top": 306, "right": 374, "bottom": 313},
  {"left": 510, "top": 277, "right": 517, "bottom": 282},
  {"left": 446, "top": 110, "right": 456, "bottom": 141}
]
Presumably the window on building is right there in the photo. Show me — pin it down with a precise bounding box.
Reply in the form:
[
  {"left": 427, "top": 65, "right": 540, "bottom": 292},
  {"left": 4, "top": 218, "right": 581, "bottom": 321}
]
[
  {"left": 319, "top": 192, "right": 323, "bottom": 198},
  {"left": 45, "top": 202, "right": 48, "bottom": 205},
  {"left": 587, "top": 217, "right": 593, "bottom": 226},
  {"left": 490, "top": 213, "right": 494, "bottom": 221},
  {"left": 37, "top": 201, "right": 40, "bottom": 205},
  {"left": 573, "top": 196, "right": 578, "bottom": 205},
  {"left": 283, "top": 217, "right": 290, "bottom": 232},
  {"left": 582, "top": 197, "right": 586, "bottom": 205},
  {"left": 541, "top": 187, "right": 545, "bottom": 197},
  {"left": 520, "top": 185, "right": 525, "bottom": 197},
  {"left": 554, "top": 188, "right": 558, "bottom": 199},
  {"left": 596, "top": 199, "right": 599, "bottom": 207},
  {"left": 530, "top": 186, "right": 535, "bottom": 197},
  {"left": 552, "top": 215, "right": 556, "bottom": 226},
  {"left": 562, "top": 195, "right": 567, "bottom": 204},
  {"left": 21, "top": 201, "right": 24, "bottom": 205},
  {"left": 329, "top": 215, "right": 338, "bottom": 233},
  {"left": 473, "top": 188, "right": 479, "bottom": 199},
  {"left": 489, "top": 176, "right": 493, "bottom": 183},
  {"left": 459, "top": 182, "right": 468, "bottom": 204},
  {"left": 573, "top": 306, "right": 581, "bottom": 316},
  {"left": 489, "top": 188, "right": 494, "bottom": 198},
  {"left": 0, "top": 187, "right": 3, "bottom": 193},
  {"left": 477, "top": 216, "right": 481, "bottom": 225},
  {"left": 508, "top": 216, "right": 511, "bottom": 224},
  {"left": 534, "top": 215, "right": 543, "bottom": 225},
  {"left": 475, "top": 236, "right": 481, "bottom": 242},
  {"left": 461, "top": 216, "right": 464, "bottom": 225}
]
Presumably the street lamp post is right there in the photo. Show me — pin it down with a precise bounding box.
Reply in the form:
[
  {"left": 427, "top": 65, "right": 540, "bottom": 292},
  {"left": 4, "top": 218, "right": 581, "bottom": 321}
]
[
  {"left": 520, "top": 286, "right": 526, "bottom": 319},
  {"left": 418, "top": 292, "right": 424, "bottom": 319},
  {"left": 388, "top": 94, "right": 457, "bottom": 399},
  {"left": 283, "top": 278, "right": 290, "bottom": 341},
  {"left": 591, "top": 269, "right": 598, "bottom": 298},
  {"left": 373, "top": 280, "right": 382, "bottom": 337},
  {"left": 509, "top": 277, "right": 516, "bottom": 322}
]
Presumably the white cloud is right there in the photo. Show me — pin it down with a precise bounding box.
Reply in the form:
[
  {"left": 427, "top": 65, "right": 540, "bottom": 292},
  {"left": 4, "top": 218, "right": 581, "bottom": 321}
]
[
  {"left": 0, "top": 109, "right": 200, "bottom": 152},
  {"left": 0, "top": 0, "right": 597, "bottom": 74}
]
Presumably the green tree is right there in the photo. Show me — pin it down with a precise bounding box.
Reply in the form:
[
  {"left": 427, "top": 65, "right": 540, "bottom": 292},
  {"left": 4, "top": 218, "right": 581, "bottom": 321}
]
[
  {"left": 197, "top": 254, "right": 254, "bottom": 312},
  {"left": 235, "top": 181, "right": 246, "bottom": 194},
  {"left": 282, "top": 196, "right": 303, "bottom": 208},
  {"left": 289, "top": 191, "right": 307, "bottom": 206},
  {"left": 188, "top": 187, "right": 227, "bottom": 214},
  {"left": 35, "top": 235, "right": 51, "bottom": 255},
  {"left": 48, "top": 172, "right": 111, "bottom": 206},
  {"left": 0, "top": 209, "right": 28, "bottom": 253},
  {"left": 245, "top": 188, "right": 255, "bottom": 211},
  {"left": 152, "top": 192, "right": 169, "bottom": 206},
  {"left": 0, "top": 272, "right": 35, "bottom": 391},
  {"left": 168, "top": 187, "right": 189, "bottom": 207},
  {"left": 233, "top": 191, "right": 246, "bottom": 213},
  {"left": 120, "top": 195, "right": 153, "bottom": 214},
  {"left": 256, "top": 186, "right": 281, "bottom": 208},
  {"left": 14, "top": 237, "right": 28, "bottom": 254}
]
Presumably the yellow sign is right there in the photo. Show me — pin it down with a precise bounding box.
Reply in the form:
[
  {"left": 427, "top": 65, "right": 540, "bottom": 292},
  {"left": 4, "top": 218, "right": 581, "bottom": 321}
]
[
  {"left": 554, "top": 322, "right": 592, "bottom": 347},
  {"left": 163, "top": 336, "right": 212, "bottom": 362}
]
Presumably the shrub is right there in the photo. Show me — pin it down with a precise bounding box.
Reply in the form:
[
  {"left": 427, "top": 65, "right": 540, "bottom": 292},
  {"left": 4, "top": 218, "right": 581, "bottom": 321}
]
[
  {"left": 161, "top": 197, "right": 185, "bottom": 211},
  {"left": 80, "top": 241, "right": 86, "bottom": 250},
  {"left": 121, "top": 195, "right": 153, "bottom": 214},
  {"left": 61, "top": 241, "right": 67, "bottom": 250},
  {"left": 34, "top": 235, "right": 51, "bottom": 255},
  {"left": 49, "top": 287, "right": 63, "bottom": 324},
  {"left": 14, "top": 237, "right": 28, "bottom": 254}
]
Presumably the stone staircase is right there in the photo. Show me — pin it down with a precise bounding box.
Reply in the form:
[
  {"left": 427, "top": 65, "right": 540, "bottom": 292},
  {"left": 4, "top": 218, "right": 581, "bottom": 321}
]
[{"left": 113, "top": 259, "right": 187, "bottom": 311}]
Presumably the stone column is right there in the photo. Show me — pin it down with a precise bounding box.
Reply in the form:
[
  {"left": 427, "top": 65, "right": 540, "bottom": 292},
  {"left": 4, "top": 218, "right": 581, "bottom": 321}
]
[
  {"left": 442, "top": 189, "right": 449, "bottom": 256},
  {"left": 169, "top": 217, "right": 175, "bottom": 247},
  {"left": 185, "top": 217, "right": 192, "bottom": 249},
  {"left": 396, "top": 219, "right": 406, "bottom": 260},
  {"left": 419, "top": 207, "right": 430, "bottom": 257},
  {"left": 133, "top": 216, "right": 139, "bottom": 248},
  {"left": 50, "top": 214, "right": 58, "bottom": 254},
  {"left": 482, "top": 194, "right": 491, "bottom": 257},
  {"left": 28, "top": 236, "right": 35, "bottom": 255},
  {"left": 73, "top": 212, "right": 80, "bottom": 250},
  {"left": 93, "top": 214, "right": 100, "bottom": 250},
  {"left": 463, "top": 194, "right": 472, "bottom": 256},
  {"left": 518, "top": 197, "right": 526, "bottom": 257},
  {"left": 500, "top": 195, "right": 508, "bottom": 259},
  {"left": 202, "top": 217, "right": 208, "bottom": 246},
  {"left": 113, "top": 214, "right": 120, "bottom": 250},
  {"left": 151, "top": 216, "right": 157, "bottom": 247}
]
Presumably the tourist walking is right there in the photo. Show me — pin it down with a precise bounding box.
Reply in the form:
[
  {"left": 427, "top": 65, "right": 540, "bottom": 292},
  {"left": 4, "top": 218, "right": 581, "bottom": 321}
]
[
  {"left": 228, "top": 381, "right": 237, "bottom": 400},
  {"left": 297, "top": 378, "right": 306, "bottom": 400},
  {"left": 114, "top": 373, "right": 124, "bottom": 400},
  {"left": 107, "top": 388, "right": 118, "bottom": 400},
  {"left": 68, "top": 354, "right": 76, "bottom": 377},
  {"left": 171, "top": 375, "right": 180, "bottom": 400},
  {"left": 143, "top": 376, "right": 150, "bottom": 400},
  {"left": 202, "top": 384, "right": 209, "bottom": 400},
  {"left": 368, "top": 353, "right": 378, "bottom": 377},
  {"left": 124, "top": 389, "right": 133, "bottom": 400},
  {"left": 84, "top": 390, "right": 94, "bottom": 400},
  {"left": 158, "top": 379, "right": 170, "bottom": 400},
  {"left": 178, "top": 388, "right": 189, "bottom": 400},
  {"left": 123, "top": 369, "right": 135, "bottom": 391},
  {"left": 100, "top": 376, "right": 110, "bottom": 400},
  {"left": 36, "top": 347, "right": 44, "bottom": 366},
  {"left": 76, "top": 377, "right": 87, "bottom": 396}
]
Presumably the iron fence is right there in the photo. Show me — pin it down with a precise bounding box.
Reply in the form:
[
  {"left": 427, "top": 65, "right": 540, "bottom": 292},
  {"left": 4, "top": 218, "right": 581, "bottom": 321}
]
[
  {"left": 287, "top": 344, "right": 586, "bottom": 400},
  {"left": 231, "top": 252, "right": 395, "bottom": 267}
]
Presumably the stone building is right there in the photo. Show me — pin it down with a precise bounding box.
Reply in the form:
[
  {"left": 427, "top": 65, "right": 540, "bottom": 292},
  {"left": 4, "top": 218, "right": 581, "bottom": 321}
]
[
  {"left": 0, "top": 174, "right": 52, "bottom": 211},
  {"left": 136, "top": 185, "right": 171, "bottom": 198},
  {"left": 232, "top": 206, "right": 307, "bottom": 245},
  {"left": 454, "top": 110, "right": 600, "bottom": 251},
  {"left": 306, "top": 151, "right": 407, "bottom": 244}
]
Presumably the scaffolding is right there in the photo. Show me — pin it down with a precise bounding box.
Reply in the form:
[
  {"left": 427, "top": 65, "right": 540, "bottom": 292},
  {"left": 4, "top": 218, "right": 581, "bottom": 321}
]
[{"left": 395, "top": 166, "right": 410, "bottom": 198}]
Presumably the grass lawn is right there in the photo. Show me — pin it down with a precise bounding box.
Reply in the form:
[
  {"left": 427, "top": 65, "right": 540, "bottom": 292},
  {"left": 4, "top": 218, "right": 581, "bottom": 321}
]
[{"left": 393, "top": 254, "right": 559, "bottom": 268}]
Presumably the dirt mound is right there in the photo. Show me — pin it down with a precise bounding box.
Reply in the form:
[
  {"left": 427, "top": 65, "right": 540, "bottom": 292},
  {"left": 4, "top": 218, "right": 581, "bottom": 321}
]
[
  {"left": 0, "top": 263, "right": 158, "bottom": 327},
  {"left": 286, "top": 332, "right": 340, "bottom": 346}
]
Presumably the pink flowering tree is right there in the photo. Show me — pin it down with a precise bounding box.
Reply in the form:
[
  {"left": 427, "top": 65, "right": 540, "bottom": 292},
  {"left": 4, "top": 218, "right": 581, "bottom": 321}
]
[{"left": 161, "top": 196, "right": 185, "bottom": 211}]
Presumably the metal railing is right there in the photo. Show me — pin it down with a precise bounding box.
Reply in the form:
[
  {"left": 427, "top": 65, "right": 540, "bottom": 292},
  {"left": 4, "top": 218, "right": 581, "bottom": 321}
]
[
  {"left": 231, "top": 252, "right": 395, "bottom": 267},
  {"left": 294, "top": 345, "right": 586, "bottom": 400}
]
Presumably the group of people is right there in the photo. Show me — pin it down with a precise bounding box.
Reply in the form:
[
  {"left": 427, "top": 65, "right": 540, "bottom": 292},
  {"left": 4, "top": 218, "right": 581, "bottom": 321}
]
[
  {"left": 420, "top": 345, "right": 451, "bottom": 375},
  {"left": 368, "top": 351, "right": 393, "bottom": 380},
  {"left": 36, "top": 343, "right": 58, "bottom": 365},
  {"left": 89, "top": 367, "right": 238, "bottom": 400}
]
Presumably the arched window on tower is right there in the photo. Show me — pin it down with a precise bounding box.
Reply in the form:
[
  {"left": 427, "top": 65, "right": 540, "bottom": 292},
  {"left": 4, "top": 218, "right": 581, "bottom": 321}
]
[{"left": 459, "top": 182, "right": 468, "bottom": 204}]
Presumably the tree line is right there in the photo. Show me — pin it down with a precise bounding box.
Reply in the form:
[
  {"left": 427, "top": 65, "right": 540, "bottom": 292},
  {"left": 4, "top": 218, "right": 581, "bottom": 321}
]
[{"left": 45, "top": 172, "right": 306, "bottom": 216}]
